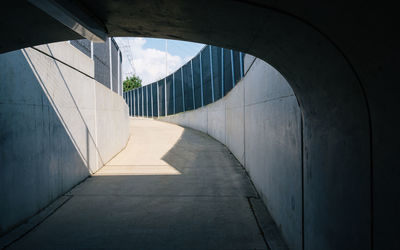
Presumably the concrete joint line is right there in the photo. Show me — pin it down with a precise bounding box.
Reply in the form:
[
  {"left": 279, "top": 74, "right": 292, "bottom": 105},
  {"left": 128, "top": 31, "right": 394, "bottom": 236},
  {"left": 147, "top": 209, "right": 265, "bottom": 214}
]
[
  {"left": 247, "top": 197, "right": 289, "bottom": 250},
  {"left": 246, "top": 197, "right": 270, "bottom": 249},
  {"left": 244, "top": 94, "right": 295, "bottom": 108}
]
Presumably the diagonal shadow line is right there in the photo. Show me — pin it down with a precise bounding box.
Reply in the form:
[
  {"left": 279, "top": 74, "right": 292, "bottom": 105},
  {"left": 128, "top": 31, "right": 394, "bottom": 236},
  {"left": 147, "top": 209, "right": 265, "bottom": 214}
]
[
  {"left": 43, "top": 45, "right": 105, "bottom": 166},
  {"left": 21, "top": 47, "right": 104, "bottom": 171},
  {"left": 21, "top": 49, "right": 90, "bottom": 169}
]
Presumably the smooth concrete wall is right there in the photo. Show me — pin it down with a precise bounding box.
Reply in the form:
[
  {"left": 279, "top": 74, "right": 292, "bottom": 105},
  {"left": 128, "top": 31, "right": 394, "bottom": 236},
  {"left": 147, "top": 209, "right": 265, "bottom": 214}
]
[
  {"left": 159, "top": 56, "right": 302, "bottom": 249},
  {"left": 94, "top": 82, "right": 130, "bottom": 164},
  {"left": 0, "top": 42, "right": 129, "bottom": 234}
]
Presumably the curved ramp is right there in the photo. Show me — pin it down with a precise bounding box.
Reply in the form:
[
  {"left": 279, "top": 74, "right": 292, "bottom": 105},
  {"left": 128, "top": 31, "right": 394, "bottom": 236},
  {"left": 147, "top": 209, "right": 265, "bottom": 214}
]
[{"left": 7, "top": 118, "right": 285, "bottom": 249}]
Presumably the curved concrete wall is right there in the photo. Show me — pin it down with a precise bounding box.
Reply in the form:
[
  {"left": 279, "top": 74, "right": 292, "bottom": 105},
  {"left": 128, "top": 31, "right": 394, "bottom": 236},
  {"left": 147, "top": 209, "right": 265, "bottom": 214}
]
[
  {"left": 0, "top": 42, "right": 129, "bottom": 234},
  {"left": 3, "top": 1, "right": 400, "bottom": 249},
  {"left": 159, "top": 56, "right": 303, "bottom": 249}
]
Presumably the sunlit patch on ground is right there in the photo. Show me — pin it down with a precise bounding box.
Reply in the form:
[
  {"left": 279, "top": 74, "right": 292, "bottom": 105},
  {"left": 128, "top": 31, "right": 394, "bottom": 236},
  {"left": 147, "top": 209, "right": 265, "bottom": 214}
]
[{"left": 95, "top": 164, "right": 181, "bottom": 176}]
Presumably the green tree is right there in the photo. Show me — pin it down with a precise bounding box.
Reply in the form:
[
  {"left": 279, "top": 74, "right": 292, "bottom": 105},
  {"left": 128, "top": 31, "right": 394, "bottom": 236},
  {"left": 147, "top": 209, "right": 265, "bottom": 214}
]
[{"left": 123, "top": 75, "right": 142, "bottom": 92}]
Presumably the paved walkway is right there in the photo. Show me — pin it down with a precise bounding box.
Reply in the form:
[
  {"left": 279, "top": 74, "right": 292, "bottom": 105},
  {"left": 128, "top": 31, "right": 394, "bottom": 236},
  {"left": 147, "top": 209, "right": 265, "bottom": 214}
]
[{"left": 8, "top": 118, "right": 269, "bottom": 249}]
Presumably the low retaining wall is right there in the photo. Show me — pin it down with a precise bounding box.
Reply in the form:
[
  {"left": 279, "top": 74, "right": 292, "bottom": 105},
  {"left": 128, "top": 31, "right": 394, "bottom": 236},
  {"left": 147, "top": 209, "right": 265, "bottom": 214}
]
[
  {"left": 0, "top": 42, "right": 129, "bottom": 234},
  {"left": 159, "top": 56, "right": 302, "bottom": 249}
]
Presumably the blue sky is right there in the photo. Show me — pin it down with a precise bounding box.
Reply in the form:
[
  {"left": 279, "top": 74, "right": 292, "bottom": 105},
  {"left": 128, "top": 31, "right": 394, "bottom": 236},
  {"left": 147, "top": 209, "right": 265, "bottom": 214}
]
[
  {"left": 142, "top": 38, "right": 204, "bottom": 60},
  {"left": 115, "top": 37, "right": 204, "bottom": 85}
]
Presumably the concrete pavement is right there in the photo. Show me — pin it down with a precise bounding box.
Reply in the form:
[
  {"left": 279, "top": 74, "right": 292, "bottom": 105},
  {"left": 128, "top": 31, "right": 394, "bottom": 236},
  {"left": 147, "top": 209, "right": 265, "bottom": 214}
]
[{"left": 6, "top": 118, "right": 277, "bottom": 249}]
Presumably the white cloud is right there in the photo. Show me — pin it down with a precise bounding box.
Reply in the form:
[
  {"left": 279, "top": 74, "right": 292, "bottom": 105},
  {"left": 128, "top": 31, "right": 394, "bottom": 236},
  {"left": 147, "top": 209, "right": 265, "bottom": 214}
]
[{"left": 121, "top": 38, "right": 184, "bottom": 85}]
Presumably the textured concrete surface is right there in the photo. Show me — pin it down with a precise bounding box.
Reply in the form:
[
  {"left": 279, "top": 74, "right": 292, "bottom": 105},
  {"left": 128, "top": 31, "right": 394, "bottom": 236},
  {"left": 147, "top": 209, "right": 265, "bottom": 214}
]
[
  {"left": 34, "top": 43, "right": 94, "bottom": 77},
  {"left": 6, "top": 118, "right": 281, "bottom": 250},
  {"left": 207, "top": 98, "right": 226, "bottom": 144},
  {"left": 0, "top": 43, "right": 129, "bottom": 235},
  {"left": 225, "top": 80, "right": 245, "bottom": 166},
  {"left": 3, "top": 1, "right": 400, "bottom": 248},
  {"left": 94, "top": 82, "right": 130, "bottom": 164},
  {"left": 244, "top": 59, "right": 302, "bottom": 250},
  {"left": 160, "top": 58, "right": 302, "bottom": 249}
]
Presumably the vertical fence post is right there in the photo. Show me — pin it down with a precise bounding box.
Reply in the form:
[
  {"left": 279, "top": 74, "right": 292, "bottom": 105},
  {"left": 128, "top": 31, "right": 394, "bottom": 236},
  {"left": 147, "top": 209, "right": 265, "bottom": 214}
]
[
  {"left": 181, "top": 69, "right": 185, "bottom": 112},
  {"left": 200, "top": 50, "right": 204, "bottom": 107},
  {"left": 148, "top": 85, "right": 150, "bottom": 117},
  {"left": 148, "top": 86, "right": 150, "bottom": 117},
  {"left": 191, "top": 60, "right": 195, "bottom": 109},
  {"left": 141, "top": 87, "right": 144, "bottom": 117},
  {"left": 231, "top": 49, "right": 235, "bottom": 87},
  {"left": 173, "top": 74, "right": 176, "bottom": 114},
  {"left": 134, "top": 91, "right": 136, "bottom": 116},
  {"left": 151, "top": 84, "right": 153, "bottom": 117},
  {"left": 138, "top": 89, "right": 140, "bottom": 116},
  {"left": 131, "top": 90, "right": 136, "bottom": 116},
  {"left": 117, "top": 50, "right": 120, "bottom": 95},
  {"left": 138, "top": 88, "right": 140, "bottom": 117},
  {"left": 239, "top": 52, "right": 244, "bottom": 78},
  {"left": 221, "top": 48, "right": 225, "bottom": 97},
  {"left": 134, "top": 90, "right": 137, "bottom": 116},
  {"left": 143, "top": 86, "right": 147, "bottom": 117},
  {"left": 135, "top": 90, "right": 137, "bottom": 116},
  {"left": 109, "top": 38, "right": 113, "bottom": 92},
  {"left": 126, "top": 91, "right": 129, "bottom": 115},
  {"left": 131, "top": 90, "right": 134, "bottom": 116},
  {"left": 209, "top": 46, "right": 215, "bottom": 103},
  {"left": 127, "top": 91, "right": 130, "bottom": 116},
  {"left": 134, "top": 90, "right": 136, "bottom": 116},
  {"left": 127, "top": 92, "right": 132, "bottom": 116},
  {"left": 139, "top": 89, "right": 141, "bottom": 116},
  {"left": 129, "top": 91, "right": 132, "bottom": 116},
  {"left": 146, "top": 86, "right": 148, "bottom": 118},
  {"left": 130, "top": 91, "right": 133, "bottom": 116},
  {"left": 135, "top": 91, "right": 137, "bottom": 116},
  {"left": 157, "top": 82, "right": 160, "bottom": 118},
  {"left": 164, "top": 78, "right": 167, "bottom": 116}
]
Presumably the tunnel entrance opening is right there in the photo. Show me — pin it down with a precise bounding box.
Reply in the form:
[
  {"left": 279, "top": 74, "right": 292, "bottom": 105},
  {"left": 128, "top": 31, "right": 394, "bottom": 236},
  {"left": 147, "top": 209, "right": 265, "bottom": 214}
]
[
  {"left": 0, "top": 34, "right": 304, "bottom": 250},
  {"left": 1, "top": 0, "right": 389, "bottom": 249}
]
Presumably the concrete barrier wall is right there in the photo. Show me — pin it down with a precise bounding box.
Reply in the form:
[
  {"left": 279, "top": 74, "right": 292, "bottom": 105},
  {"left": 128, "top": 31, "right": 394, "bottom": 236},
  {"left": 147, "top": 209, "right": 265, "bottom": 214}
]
[
  {"left": 0, "top": 42, "right": 129, "bottom": 234},
  {"left": 159, "top": 56, "right": 302, "bottom": 249}
]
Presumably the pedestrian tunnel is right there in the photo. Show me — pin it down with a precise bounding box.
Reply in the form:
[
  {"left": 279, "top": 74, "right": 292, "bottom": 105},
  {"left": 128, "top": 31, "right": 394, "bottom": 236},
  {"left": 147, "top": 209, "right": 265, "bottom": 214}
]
[{"left": 2, "top": 0, "right": 395, "bottom": 249}]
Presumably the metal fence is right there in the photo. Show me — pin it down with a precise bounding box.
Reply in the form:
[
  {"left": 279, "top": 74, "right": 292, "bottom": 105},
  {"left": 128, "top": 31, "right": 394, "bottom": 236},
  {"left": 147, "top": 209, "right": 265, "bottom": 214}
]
[
  {"left": 70, "top": 38, "right": 123, "bottom": 95},
  {"left": 123, "top": 45, "right": 244, "bottom": 117}
]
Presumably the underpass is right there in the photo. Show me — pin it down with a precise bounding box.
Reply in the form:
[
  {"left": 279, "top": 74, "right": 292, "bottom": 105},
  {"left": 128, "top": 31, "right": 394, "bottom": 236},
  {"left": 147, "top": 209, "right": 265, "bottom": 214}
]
[
  {"left": 1, "top": 1, "right": 399, "bottom": 249},
  {"left": 7, "top": 118, "right": 283, "bottom": 249}
]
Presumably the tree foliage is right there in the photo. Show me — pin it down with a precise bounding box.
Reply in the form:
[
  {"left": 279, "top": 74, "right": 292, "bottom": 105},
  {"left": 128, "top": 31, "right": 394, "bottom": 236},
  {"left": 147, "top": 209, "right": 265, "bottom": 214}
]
[{"left": 123, "top": 75, "right": 142, "bottom": 92}]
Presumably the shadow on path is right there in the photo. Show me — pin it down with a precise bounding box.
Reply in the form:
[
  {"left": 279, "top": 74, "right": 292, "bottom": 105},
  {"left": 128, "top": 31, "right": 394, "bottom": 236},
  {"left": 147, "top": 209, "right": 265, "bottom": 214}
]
[{"left": 6, "top": 118, "right": 286, "bottom": 250}]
